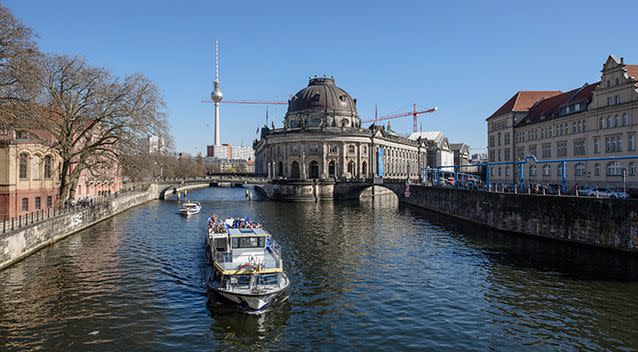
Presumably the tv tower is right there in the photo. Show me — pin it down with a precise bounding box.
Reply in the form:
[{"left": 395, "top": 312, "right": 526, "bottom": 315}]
[{"left": 211, "top": 40, "right": 223, "bottom": 146}]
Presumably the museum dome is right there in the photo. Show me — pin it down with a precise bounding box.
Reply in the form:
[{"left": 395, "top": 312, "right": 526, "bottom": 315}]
[{"left": 284, "top": 77, "right": 360, "bottom": 129}]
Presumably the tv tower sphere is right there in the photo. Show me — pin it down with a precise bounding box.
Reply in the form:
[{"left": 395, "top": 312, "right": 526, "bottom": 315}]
[{"left": 211, "top": 82, "right": 223, "bottom": 102}]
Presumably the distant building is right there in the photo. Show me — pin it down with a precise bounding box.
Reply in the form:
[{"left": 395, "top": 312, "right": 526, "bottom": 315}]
[
  {"left": 408, "top": 131, "right": 453, "bottom": 171},
  {"left": 207, "top": 143, "right": 254, "bottom": 161},
  {"left": 470, "top": 153, "right": 488, "bottom": 164},
  {"left": 449, "top": 143, "right": 471, "bottom": 166},
  {"left": 232, "top": 145, "right": 254, "bottom": 161},
  {"left": 204, "top": 157, "right": 255, "bottom": 174}
]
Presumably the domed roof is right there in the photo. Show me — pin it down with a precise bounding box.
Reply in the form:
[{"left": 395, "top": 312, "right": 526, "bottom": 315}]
[{"left": 284, "top": 77, "right": 360, "bottom": 129}]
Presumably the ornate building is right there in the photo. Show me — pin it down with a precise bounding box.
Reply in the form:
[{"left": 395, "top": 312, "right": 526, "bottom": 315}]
[
  {"left": 254, "top": 77, "right": 428, "bottom": 201},
  {"left": 486, "top": 55, "right": 638, "bottom": 190}
]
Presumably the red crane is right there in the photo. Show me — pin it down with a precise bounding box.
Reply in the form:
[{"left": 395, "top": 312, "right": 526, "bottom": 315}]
[
  {"left": 200, "top": 100, "right": 287, "bottom": 105},
  {"left": 362, "top": 104, "right": 438, "bottom": 132}
]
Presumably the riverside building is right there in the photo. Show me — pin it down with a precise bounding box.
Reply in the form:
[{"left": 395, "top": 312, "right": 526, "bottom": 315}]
[
  {"left": 254, "top": 77, "right": 428, "bottom": 200},
  {"left": 486, "top": 55, "right": 638, "bottom": 190}
]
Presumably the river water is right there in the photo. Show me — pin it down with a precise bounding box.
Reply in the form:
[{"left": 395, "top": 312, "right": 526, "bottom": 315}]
[{"left": 1, "top": 187, "right": 637, "bottom": 351}]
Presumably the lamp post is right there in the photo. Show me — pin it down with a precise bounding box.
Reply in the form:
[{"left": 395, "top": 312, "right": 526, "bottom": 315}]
[{"left": 623, "top": 168, "right": 627, "bottom": 194}]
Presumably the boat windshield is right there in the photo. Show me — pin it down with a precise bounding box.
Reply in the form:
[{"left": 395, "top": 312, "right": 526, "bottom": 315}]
[{"left": 231, "top": 236, "right": 265, "bottom": 249}]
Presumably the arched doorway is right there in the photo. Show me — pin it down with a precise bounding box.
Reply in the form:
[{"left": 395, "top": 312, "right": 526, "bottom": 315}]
[
  {"left": 361, "top": 161, "right": 368, "bottom": 179},
  {"left": 347, "top": 160, "right": 355, "bottom": 177},
  {"left": 291, "top": 161, "right": 300, "bottom": 179},
  {"left": 277, "top": 161, "right": 283, "bottom": 178},
  {"left": 328, "top": 160, "right": 336, "bottom": 177},
  {"left": 309, "top": 160, "right": 319, "bottom": 179}
]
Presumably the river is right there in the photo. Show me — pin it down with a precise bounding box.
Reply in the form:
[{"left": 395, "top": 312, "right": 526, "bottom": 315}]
[{"left": 1, "top": 186, "right": 637, "bottom": 351}]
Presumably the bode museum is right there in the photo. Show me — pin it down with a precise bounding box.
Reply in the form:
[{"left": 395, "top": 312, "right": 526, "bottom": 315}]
[{"left": 254, "top": 77, "right": 427, "bottom": 201}]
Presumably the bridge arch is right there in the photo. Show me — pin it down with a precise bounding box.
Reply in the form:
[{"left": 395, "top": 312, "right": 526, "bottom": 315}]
[{"left": 332, "top": 180, "right": 405, "bottom": 201}]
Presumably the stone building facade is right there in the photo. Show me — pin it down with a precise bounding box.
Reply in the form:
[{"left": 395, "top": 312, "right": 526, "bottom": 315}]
[
  {"left": 486, "top": 55, "right": 638, "bottom": 190},
  {"left": 254, "top": 77, "right": 427, "bottom": 200},
  {"left": 0, "top": 126, "right": 121, "bottom": 219}
]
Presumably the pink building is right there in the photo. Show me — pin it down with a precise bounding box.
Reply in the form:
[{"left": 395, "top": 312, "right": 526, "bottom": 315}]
[{"left": 0, "top": 126, "right": 121, "bottom": 219}]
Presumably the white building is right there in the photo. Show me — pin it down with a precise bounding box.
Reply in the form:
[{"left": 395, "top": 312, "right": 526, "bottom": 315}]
[{"left": 409, "top": 131, "right": 454, "bottom": 171}]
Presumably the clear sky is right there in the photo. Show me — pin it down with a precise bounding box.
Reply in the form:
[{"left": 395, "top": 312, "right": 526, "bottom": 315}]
[{"left": 5, "top": 0, "right": 638, "bottom": 155}]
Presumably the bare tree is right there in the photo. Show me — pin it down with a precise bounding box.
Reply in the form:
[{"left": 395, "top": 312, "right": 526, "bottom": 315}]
[
  {"left": 0, "top": 3, "right": 41, "bottom": 117},
  {"left": 24, "top": 54, "right": 170, "bottom": 202}
]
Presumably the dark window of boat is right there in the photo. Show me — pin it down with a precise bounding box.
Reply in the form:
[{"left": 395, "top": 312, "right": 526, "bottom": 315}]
[
  {"left": 231, "top": 237, "right": 265, "bottom": 249},
  {"left": 259, "top": 274, "right": 278, "bottom": 286}
]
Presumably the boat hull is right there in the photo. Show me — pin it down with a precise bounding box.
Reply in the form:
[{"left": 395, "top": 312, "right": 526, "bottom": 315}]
[{"left": 207, "top": 272, "right": 289, "bottom": 310}]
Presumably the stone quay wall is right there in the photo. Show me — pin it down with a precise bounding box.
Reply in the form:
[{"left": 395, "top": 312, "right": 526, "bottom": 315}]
[
  {"left": 0, "top": 184, "right": 160, "bottom": 270},
  {"left": 397, "top": 185, "right": 638, "bottom": 253}
]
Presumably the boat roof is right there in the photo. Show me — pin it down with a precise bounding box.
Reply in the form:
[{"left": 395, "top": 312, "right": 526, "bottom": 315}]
[{"left": 227, "top": 228, "right": 270, "bottom": 237}]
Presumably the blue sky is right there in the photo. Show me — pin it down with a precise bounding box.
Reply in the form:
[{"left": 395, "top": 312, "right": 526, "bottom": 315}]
[{"left": 5, "top": 0, "right": 638, "bottom": 155}]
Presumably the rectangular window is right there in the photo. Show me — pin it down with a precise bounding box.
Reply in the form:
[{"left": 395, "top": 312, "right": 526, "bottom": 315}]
[
  {"left": 504, "top": 148, "right": 510, "bottom": 161},
  {"left": 541, "top": 144, "right": 551, "bottom": 158},
  {"left": 557, "top": 142, "right": 567, "bottom": 157},
  {"left": 573, "top": 140, "right": 586, "bottom": 156},
  {"left": 615, "top": 114, "right": 619, "bottom": 127},
  {"left": 46, "top": 196, "right": 53, "bottom": 208},
  {"left": 497, "top": 149, "right": 501, "bottom": 161},
  {"left": 608, "top": 97, "right": 612, "bottom": 106},
  {"left": 516, "top": 147, "right": 524, "bottom": 159},
  {"left": 572, "top": 121, "right": 576, "bottom": 134},
  {"left": 599, "top": 117, "right": 604, "bottom": 129},
  {"left": 35, "top": 197, "right": 41, "bottom": 210},
  {"left": 593, "top": 138, "right": 600, "bottom": 154},
  {"left": 21, "top": 198, "right": 28, "bottom": 212},
  {"left": 528, "top": 145, "right": 537, "bottom": 158},
  {"left": 629, "top": 134, "right": 636, "bottom": 151}
]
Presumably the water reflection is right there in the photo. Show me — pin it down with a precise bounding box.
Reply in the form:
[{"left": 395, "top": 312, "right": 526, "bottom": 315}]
[{"left": 0, "top": 187, "right": 637, "bottom": 351}]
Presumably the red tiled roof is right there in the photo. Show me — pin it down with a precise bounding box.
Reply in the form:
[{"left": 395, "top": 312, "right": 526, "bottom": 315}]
[
  {"left": 487, "top": 91, "right": 562, "bottom": 120},
  {"left": 517, "top": 82, "right": 598, "bottom": 126},
  {"left": 625, "top": 64, "right": 638, "bottom": 80}
]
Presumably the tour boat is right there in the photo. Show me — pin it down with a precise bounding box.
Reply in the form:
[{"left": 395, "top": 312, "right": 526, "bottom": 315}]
[
  {"left": 179, "top": 201, "right": 201, "bottom": 216},
  {"left": 206, "top": 218, "right": 289, "bottom": 310}
]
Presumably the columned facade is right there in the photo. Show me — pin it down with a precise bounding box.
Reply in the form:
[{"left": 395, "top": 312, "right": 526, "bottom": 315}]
[{"left": 254, "top": 77, "right": 427, "bottom": 201}]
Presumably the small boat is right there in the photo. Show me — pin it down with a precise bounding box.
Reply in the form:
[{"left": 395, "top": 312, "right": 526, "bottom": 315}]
[
  {"left": 179, "top": 201, "right": 201, "bottom": 216},
  {"left": 206, "top": 218, "right": 289, "bottom": 310}
]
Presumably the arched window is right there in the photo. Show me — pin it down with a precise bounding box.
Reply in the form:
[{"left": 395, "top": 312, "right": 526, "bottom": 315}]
[
  {"left": 347, "top": 160, "right": 355, "bottom": 176},
  {"left": 574, "top": 162, "right": 586, "bottom": 176},
  {"left": 594, "top": 163, "right": 600, "bottom": 176},
  {"left": 44, "top": 156, "right": 52, "bottom": 179},
  {"left": 542, "top": 164, "right": 551, "bottom": 176},
  {"left": 328, "top": 160, "right": 336, "bottom": 177},
  {"left": 32, "top": 155, "right": 41, "bottom": 179},
  {"left": 361, "top": 161, "right": 368, "bottom": 178},
  {"left": 309, "top": 160, "right": 319, "bottom": 179},
  {"left": 19, "top": 153, "right": 28, "bottom": 179},
  {"left": 277, "top": 161, "right": 283, "bottom": 178},
  {"left": 290, "top": 161, "right": 300, "bottom": 179},
  {"left": 529, "top": 165, "right": 537, "bottom": 176}
]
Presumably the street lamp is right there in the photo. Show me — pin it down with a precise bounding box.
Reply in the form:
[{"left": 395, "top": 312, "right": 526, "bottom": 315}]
[{"left": 622, "top": 168, "right": 627, "bottom": 194}]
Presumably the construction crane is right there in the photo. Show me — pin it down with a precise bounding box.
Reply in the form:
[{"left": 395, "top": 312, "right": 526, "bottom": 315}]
[
  {"left": 201, "top": 100, "right": 287, "bottom": 105},
  {"left": 362, "top": 104, "right": 438, "bottom": 132}
]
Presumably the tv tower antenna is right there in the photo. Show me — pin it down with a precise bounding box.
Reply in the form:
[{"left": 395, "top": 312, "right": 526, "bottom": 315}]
[{"left": 210, "top": 39, "right": 223, "bottom": 146}]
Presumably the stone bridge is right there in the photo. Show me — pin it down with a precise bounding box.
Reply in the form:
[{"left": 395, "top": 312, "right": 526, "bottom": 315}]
[
  {"left": 254, "top": 178, "right": 411, "bottom": 202},
  {"left": 157, "top": 176, "right": 269, "bottom": 200}
]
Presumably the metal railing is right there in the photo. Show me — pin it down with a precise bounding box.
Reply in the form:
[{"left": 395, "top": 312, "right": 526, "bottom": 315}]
[{"left": 0, "top": 185, "right": 150, "bottom": 235}]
